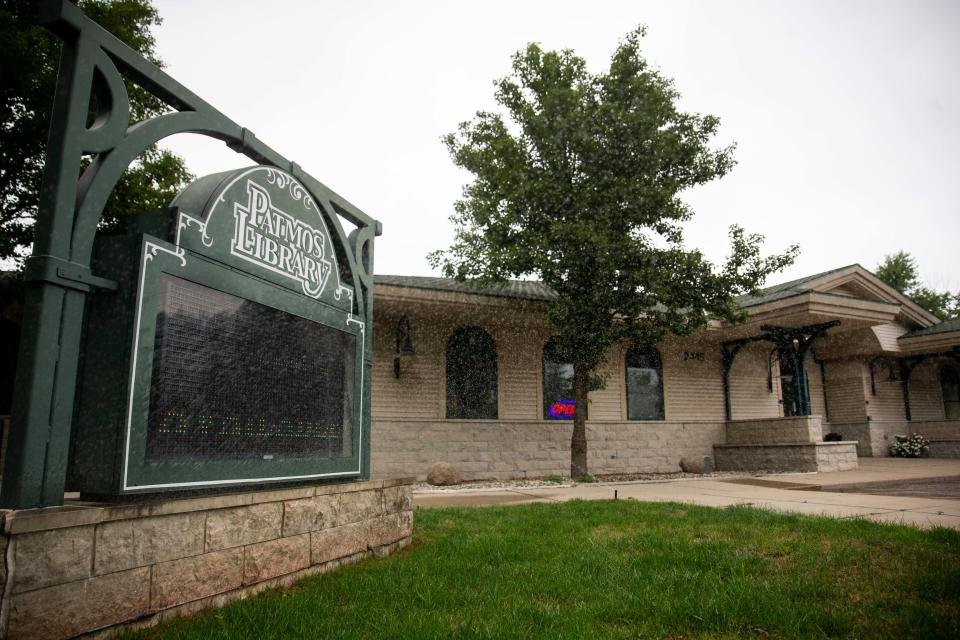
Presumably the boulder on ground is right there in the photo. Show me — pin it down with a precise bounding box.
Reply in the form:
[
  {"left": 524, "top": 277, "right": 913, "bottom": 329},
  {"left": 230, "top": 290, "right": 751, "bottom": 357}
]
[
  {"left": 426, "top": 462, "right": 462, "bottom": 486},
  {"left": 679, "top": 456, "right": 714, "bottom": 474}
]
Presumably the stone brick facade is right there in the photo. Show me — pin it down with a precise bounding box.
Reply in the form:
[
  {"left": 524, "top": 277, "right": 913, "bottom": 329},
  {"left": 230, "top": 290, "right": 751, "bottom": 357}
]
[
  {"left": 714, "top": 416, "right": 858, "bottom": 473},
  {"left": 822, "top": 419, "right": 960, "bottom": 458},
  {"left": 713, "top": 441, "right": 859, "bottom": 473},
  {"left": 725, "top": 416, "right": 823, "bottom": 445},
  {"left": 928, "top": 441, "right": 960, "bottom": 457},
  {"left": 910, "top": 419, "right": 960, "bottom": 458},
  {"left": 815, "top": 443, "right": 860, "bottom": 472},
  {"left": 829, "top": 421, "right": 906, "bottom": 457},
  {"left": 369, "top": 416, "right": 864, "bottom": 480},
  {"left": 0, "top": 479, "right": 413, "bottom": 640},
  {"left": 371, "top": 419, "right": 726, "bottom": 480}
]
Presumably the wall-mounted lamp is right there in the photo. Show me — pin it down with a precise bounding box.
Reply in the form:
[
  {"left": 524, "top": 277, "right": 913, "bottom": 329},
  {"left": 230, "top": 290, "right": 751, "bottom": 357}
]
[{"left": 394, "top": 314, "right": 416, "bottom": 379}]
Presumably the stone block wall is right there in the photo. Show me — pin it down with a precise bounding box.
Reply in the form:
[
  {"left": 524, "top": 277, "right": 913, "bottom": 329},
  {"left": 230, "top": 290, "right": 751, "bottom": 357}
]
[
  {"left": 714, "top": 442, "right": 858, "bottom": 473},
  {"left": 814, "top": 442, "right": 860, "bottom": 472},
  {"left": 910, "top": 419, "right": 960, "bottom": 458},
  {"left": 0, "top": 479, "right": 413, "bottom": 640},
  {"left": 370, "top": 419, "right": 726, "bottom": 480},
  {"left": 909, "top": 419, "right": 960, "bottom": 442},
  {"left": 724, "top": 416, "right": 823, "bottom": 445},
  {"left": 829, "top": 421, "right": 907, "bottom": 457},
  {"left": 928, "top": 441, "right": 960, "bottom": 457},
  {"left": 810, "top": 419, "right": 960, "bottom": 458}
]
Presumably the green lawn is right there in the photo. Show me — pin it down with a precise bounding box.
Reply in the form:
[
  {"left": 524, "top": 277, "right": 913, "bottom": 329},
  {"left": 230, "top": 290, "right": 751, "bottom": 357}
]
[{"left": 131, "top": 501, "right": 960, "bottom": 639}]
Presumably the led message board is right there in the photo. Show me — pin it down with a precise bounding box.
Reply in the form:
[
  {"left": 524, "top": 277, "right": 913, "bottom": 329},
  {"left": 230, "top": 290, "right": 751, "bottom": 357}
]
[
  {"left": 146, "top": 275, "right": 355, "bottom": 462},
  {"left": 70, "top": 166, "right": 369, "bottom": 496}
]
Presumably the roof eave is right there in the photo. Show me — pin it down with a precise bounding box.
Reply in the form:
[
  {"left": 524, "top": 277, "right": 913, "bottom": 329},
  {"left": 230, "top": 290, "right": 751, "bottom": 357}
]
[
  {"left": 897, "top": 330, "right": 960, "bottom": 354},
  {"left": 741, "top": 290, "right": 901, "bottom": 326}
]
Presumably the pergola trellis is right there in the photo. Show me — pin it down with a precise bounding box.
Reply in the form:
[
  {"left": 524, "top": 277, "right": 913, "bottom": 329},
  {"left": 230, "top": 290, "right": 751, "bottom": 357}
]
[
  {"left": 1, "top": 0, "right": 380, "bottom": 509},
  {"left": 899, "top": 347, "right": 960, "bottom": 421},
  {"left": 720, "top": 321, "right": 841, "bottom": 421}
]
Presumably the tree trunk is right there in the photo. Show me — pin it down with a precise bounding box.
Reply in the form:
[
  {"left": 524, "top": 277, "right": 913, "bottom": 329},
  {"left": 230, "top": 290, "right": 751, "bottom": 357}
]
[{"left": 570, "top": 362, "right": 589, "bottom": 478}]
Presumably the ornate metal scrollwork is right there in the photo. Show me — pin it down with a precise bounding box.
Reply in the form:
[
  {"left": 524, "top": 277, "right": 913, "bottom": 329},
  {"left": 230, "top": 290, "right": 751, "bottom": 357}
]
[{"left": 1, "top": 0, "right": 381, "bottom": 508}]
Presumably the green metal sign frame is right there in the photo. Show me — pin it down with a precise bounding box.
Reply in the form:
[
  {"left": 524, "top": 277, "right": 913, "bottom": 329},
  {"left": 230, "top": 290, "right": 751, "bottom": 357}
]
[
  {"left": 1, "top": 0, "right": 380, "bottom": 508},
  {"left": 122, "top": 237, "right": 363, "bottom": 491}
]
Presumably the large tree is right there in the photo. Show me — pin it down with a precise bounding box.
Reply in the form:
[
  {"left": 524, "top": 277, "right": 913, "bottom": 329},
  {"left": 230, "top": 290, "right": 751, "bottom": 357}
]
[
  {"left": 875, "top": 251, "right": 958, "bottom": 320},
  {"left": 0, "top": 0, "right": 192, "bottom": 262},
  {"left": 430, "top": 28, "right": 798, "bottom": 477}
]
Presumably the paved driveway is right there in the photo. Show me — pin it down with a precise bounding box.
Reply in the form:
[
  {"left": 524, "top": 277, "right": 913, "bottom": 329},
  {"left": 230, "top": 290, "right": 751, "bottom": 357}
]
[
  {"left": 413, "top": 458, "right": 960, "bottom": 529},
  {"left": 832, "top": 478, "right": 960, "bottom": 500}
]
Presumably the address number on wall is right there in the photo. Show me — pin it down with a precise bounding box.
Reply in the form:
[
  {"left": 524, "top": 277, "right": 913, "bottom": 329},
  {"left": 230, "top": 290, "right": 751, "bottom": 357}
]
[{"left": 683, "top": 351, "right": 705, "bottom": 362}]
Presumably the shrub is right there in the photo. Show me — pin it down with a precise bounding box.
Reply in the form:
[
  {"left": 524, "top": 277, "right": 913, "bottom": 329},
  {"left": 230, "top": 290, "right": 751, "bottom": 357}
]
[
  {"left": 889, "top": 434, "right": 929, "bottom": 458},
  {"left": 542, "top": 475, "right": 564, "bottom": 484},
  {"left": 574, "top": 474, "right": 596, "bottom": 483}
]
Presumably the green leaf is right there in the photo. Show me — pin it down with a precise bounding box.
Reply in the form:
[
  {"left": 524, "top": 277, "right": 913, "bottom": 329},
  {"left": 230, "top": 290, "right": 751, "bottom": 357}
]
[{"left": 0, "top": 0, "right": 193, "bottom": 263}]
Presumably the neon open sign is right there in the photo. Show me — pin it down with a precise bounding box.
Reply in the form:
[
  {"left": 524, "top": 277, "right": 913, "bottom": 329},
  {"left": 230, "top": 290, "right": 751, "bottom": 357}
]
[{"left": 549, "top": 400, "right": 576, "bottom": 418}]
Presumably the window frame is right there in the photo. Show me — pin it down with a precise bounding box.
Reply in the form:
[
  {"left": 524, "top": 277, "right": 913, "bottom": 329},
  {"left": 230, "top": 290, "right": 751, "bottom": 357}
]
[
  {"left": 542, "top": 337, "right": 579, "bottom": 420},
  {"left": 445, "top": 326, "right": 499, "bottom": 420},
  {"left": 624, "top": 343, "right": 665, "bottom": 421}
]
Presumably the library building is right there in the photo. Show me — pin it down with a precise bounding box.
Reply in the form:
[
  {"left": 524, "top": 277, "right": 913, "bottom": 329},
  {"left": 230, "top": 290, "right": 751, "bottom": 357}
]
[{"left": 367, "top": 264, "right": 960, "bottom": 480}]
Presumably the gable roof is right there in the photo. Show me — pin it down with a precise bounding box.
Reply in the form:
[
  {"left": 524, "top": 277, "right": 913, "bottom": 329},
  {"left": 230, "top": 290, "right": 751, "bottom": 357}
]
[
  {"left": 734, "top": 264, "right": 856, "bottom": 307},
  {"left": 376, "top": 266, "right": 866, "bottom": 307},
  {"left": 903, "top": 317, "right": 960, "bottom": 339},
  {"left": 374, "top": 264, "right": 941, "bottom": 328},
  {"left": 735, "top": 264, "right": 940, "bottom": 327}
]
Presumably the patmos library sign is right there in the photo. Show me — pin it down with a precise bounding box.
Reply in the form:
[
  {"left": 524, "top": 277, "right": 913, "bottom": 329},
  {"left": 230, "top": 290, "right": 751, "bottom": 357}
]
[
  {"left": 231, "top": 176, "right": 333, "bottom": 297},
  {"left": 0, "top": 5, "right": 407, "bottom": 637},
  {"left": 70, "top": 166, "right": 369, "bottom": 496}
]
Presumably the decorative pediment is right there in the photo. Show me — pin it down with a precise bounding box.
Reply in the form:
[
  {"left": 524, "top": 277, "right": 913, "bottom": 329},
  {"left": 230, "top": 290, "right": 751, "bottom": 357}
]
[
  {"left": 823, "top": 280, "right": 888, "bottom": 301},
  {"left": 795, "top": 265, "right": 939, "bottom": 328}
]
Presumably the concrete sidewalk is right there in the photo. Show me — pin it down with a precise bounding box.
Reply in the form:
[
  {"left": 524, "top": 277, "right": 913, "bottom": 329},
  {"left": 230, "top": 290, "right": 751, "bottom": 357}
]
[{"left": 413, "top": 458, "right": 960, "bottom": 530}]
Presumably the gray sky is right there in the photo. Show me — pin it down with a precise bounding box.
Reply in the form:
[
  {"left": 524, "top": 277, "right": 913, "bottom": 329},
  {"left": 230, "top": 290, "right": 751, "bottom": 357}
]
[{"left": 153, "top": 0, "right": 960, "bottom": 291}]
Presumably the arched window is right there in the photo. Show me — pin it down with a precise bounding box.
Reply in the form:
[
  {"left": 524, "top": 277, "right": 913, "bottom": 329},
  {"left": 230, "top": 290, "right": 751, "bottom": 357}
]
[
  {"left": 942, "top": 365, "right": 960, "bottom": 420},
  {"left": 542, "top": 337, "right": 577, "bottom": 420},
  {"left": 446, "top": 327, "right": 498, "bottom": 419},
  {"left": 625, "top": 344, "right": 664, "bottom": 421}
]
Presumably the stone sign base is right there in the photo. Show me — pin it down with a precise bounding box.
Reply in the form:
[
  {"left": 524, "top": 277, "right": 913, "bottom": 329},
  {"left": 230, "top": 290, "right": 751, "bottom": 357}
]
[{"left": 0, "top": 478, "right": 414, "bottom": 640}]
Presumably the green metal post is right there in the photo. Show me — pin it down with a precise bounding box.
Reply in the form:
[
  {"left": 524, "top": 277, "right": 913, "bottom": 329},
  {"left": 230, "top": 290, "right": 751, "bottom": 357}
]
[
  {"left": 796, "top": 348, "right": 810, "bottom": 416},
  {"left": 721, "top": 343, "right": 743, "bottom": 421},
  {"left": 813, "top": 352, "right": 829, "bottom": 422},
  {"left": 1, "top": 19, "right": 95, "bottom": 508}
]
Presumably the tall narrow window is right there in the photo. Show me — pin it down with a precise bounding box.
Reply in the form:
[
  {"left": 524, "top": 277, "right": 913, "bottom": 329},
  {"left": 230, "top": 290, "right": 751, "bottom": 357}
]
[
  {"left": 543, "top": 337, "right": 580, "bottom": 420},
  {"left": 625, "top": 344, "right": 665, "bottom": 420},
  {"left": 942, "top": 366, "right": 960, "bottom": 420},
  {"left": 446, "top": 327, "right": 498, "bottom": 419}
]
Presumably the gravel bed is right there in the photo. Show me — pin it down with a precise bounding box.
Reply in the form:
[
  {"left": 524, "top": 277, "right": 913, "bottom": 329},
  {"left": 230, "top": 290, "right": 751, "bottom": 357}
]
[
  {"left": 413, "top": 478, "right": 572, "bottom": 492},
  {"left": 413, "top": 470, "right": 766, "bottom": 492}
]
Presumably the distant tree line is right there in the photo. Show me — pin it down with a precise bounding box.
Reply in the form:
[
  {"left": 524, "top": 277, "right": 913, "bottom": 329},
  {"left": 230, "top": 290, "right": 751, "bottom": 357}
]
[{"left": 875, "top": 251, "right": 958, "bottom": 320}]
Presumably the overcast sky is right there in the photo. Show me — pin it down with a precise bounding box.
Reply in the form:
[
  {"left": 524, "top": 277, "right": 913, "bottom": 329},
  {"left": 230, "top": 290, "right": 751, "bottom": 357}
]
[{"left": 152, "top": 0, "right": 959, "bottom": 291}]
